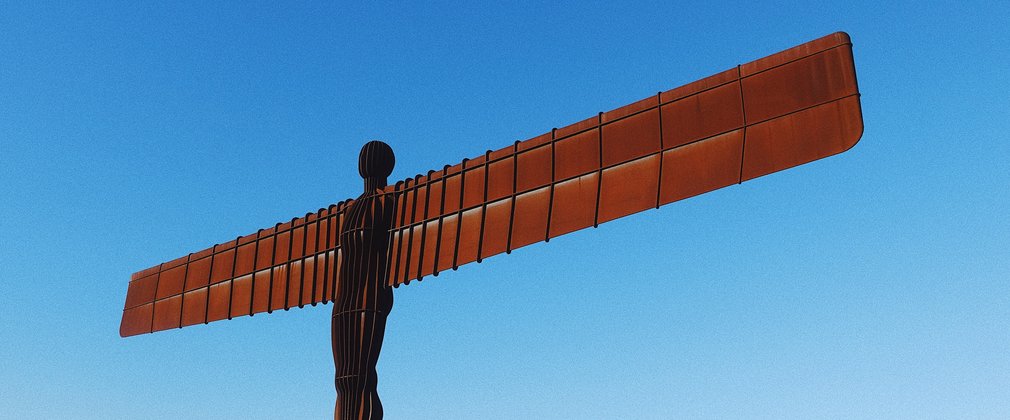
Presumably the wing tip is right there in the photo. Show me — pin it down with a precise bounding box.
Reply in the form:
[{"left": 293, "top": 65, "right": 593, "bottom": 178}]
[
  {"left": 830, "top": 31, "right": 852, "bottom": 45},
  {"left": 840, "top": 97, "right": 865, "bottom": 155}
]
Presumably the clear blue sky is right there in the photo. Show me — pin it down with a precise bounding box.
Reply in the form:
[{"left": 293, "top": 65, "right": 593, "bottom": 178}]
[{"left": 2, "top": 2, "right": 1008, "bottom": 419}]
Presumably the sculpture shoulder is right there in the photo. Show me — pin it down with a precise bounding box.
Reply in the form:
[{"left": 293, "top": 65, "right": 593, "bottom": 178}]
[{"left": 341, "top": 191, "right": 396, "bottom": 232}]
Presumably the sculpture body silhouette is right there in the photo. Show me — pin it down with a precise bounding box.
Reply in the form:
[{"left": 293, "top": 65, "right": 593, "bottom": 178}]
[{"left": 332, "top": 141, "right": 396, "bottom": 420}]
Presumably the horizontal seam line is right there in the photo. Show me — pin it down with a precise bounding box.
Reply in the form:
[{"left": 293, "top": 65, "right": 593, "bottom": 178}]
[
  {"left": 386, "top": 93, "right": 859, "bottom": 234},
  {"left": 375, "top": 44, "right": 853, "bottom": 195}
]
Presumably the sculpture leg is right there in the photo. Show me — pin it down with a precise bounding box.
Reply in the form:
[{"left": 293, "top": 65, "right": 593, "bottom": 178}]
[{"left": 331, "top": 299, "right": 392, "bottom": 419}]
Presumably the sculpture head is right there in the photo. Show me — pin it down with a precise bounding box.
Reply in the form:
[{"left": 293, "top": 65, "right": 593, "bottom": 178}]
[{"left": 358, "top": 140, "right": 395, "bottom": 190}]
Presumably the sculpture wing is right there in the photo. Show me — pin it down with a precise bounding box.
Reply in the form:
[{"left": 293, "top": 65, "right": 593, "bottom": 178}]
[
  {"left": 120, "top": 200, "right": 355, "bottom": 337},
  {"left": 384, "top": 32, "right": 862, "bottom": 287}
]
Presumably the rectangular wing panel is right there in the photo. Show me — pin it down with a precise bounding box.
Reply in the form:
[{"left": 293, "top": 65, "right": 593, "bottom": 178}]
[
  {"left": 120, "top": 201, "right": 353, "bottom": 337},
  {"left": 384, "top": 31, "right": 862, "bottom": 287}
]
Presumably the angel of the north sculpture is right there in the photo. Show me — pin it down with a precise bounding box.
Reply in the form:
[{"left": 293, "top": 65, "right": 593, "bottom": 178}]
[{"left": 120, "top": 32, "right": 862, "bottom": 419}]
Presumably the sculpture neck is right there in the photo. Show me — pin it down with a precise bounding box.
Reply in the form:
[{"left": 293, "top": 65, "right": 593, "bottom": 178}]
[{"left": 363, "top": 177, "right": 386, "bottom": 192}]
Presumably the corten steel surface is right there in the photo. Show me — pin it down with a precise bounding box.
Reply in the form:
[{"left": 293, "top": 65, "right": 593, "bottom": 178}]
[
  {"left": 385, "top": 31, "right": 861, "bottom": 286},
  {"left": 120, "top": 32, "right": 863, "bottom": 418}
]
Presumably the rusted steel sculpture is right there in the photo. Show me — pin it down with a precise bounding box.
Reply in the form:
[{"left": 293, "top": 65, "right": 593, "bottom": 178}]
[
  {"left": 333, "top": 141, "right": 396, "bottom": 419},
  {"left": 120, "top": 32, "right": 863, "bottom": 419}
]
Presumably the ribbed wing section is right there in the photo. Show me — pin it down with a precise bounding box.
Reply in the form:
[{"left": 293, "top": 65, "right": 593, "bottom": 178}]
[
  {"left": 120, "top": 201, "right": 354, "bottom": 337},
  {"left": 385, "top": 32, "right": 862, "bottom": 287}
]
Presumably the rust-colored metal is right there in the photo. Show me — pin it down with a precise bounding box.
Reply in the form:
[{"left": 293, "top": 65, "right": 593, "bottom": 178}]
[
  {"left": 119, "top": 32, "right": 863, "bottom": 418},
  {"left": 384, "top": 31, "right": 862, "bottom": 287},
  {"left": 119, "top": 201, "right": 352, "bottom": 336}
]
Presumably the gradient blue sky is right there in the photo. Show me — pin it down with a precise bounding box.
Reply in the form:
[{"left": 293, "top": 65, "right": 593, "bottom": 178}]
[{"left": 2, "top": 2, "right": 1008, "bottom": 419}]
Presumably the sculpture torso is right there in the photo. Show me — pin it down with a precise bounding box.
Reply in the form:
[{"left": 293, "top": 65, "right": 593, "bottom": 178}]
[{"left": 335, "top": 189, "right": 395, "bottom": 314}]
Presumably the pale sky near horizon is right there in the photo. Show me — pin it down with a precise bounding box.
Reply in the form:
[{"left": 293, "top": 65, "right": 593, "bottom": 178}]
[{"left": 2, "top": 2, "right": 1009, "bottom": 419}]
